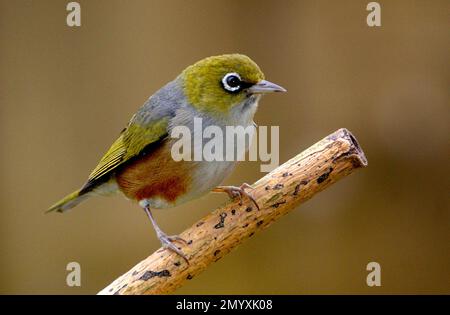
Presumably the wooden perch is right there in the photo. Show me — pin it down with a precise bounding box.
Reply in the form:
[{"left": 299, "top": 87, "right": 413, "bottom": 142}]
[{"left": 98, "top": 128, "right": 368, "bottom": 295}]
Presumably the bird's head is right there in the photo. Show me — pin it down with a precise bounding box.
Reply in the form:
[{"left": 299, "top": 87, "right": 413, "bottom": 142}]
[{"left": 181, "top": 54, "right": 286, "bottom": 122}]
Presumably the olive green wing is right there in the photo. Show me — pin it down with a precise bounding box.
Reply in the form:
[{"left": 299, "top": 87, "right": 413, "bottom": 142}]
[{"left": 80, "top": 116, "right": 170, "bottom": 192}]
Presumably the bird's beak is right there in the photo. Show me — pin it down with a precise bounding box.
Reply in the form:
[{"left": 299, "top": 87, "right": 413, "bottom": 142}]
[{"left": 248, "top": 79, "right": 287, "bottom": 94}]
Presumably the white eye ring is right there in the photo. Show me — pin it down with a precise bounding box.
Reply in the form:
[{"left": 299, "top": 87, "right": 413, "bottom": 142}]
[{"left": 222, "top": 72, "right": 242, "bottom": 92}]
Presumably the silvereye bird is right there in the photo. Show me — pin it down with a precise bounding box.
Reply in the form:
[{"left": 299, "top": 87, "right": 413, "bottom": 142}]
[{"left": 48, "top": 54, "right": 286, "bottom": 262}]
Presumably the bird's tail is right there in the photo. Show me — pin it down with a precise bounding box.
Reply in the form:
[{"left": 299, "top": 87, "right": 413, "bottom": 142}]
[{"left": 46, "top": 189, "right": 91, "bottom": 213}]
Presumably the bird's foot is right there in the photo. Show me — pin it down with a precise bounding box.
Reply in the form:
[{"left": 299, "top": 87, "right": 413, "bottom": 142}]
[
  {"left": 213, "top": 183, "right": 259, "bottom": 210},
  {"left": 157, "top": 232, "right": 189, "bottom": 264}
]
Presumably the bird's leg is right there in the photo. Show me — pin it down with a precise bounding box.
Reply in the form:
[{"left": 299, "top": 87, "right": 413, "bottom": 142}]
[
  {"left": 142, "top": 205, "right": 189, "bottom": 264},
  {"left": 212, "top": 183, "right": 260, "bottom": 210}
]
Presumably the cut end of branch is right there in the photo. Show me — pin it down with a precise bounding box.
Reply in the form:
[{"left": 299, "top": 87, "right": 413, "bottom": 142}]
[{"left": 328, "top": 128, "right": 368, "bottom": 167}]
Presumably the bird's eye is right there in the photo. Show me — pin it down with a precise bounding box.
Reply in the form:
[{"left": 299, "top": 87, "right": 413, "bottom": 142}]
[{"left": 222, "top": 72, "right": 242, "bottom": 92}]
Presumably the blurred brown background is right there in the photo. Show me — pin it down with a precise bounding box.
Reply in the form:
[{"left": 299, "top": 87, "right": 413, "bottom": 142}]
[{"left": 0, "top": 0, "right": 449, "bottom": 294}]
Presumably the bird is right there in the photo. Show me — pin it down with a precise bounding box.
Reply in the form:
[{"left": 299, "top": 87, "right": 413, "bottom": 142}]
[{"left": 47, "top": 54, "right": 286, "bottom": 262}]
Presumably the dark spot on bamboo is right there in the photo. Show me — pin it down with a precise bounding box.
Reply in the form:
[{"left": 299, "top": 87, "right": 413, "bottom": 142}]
[
  {"left": 249, "top": 232, "right": 255, "bottom": 237},
  {"left": 231, "top": 209, "right": 236, "bottom": 215},
  {"left": 282, "top": 172, "right": 289, "bottom": 177},
  {"left": 132, "top": 270, "right": 138, "bottom": 276},
  {"left": 139, "top": 270, "right": 171, "bottom": 281},
  {"left": 187, "top": 274, "right": 194, "bottom": 280},
  {"left": 265, "top": 186, "right": 270, "bottom": 190},
  {"left": 242, "top": 223, "right": 249, "bottom": 228},
  {"left": 196, "top": 221, "right": 204, "bottom": 227},
  {"left": 293, "top": 184, "right": 301, "bottom": 196},
  {"left": 187, "top": 240, "right": 193, "bottom": 245},
  {"left": 257, "top": 220, "right": 264, "bottom": 227},
  {"left": 245, "top": 206, "right": 253, "bottom": 212},
  {"left": 214, "top": 212, "right": 227, "bottom": 229},
  {"left": 273, "top": 183, "right": 284, "bottom": 190},
  {"left": 271, "top": 200, "right": 287, "bottom": 208},
  {"left": 214, "top": 249, "right": 221, "bottom": 256},
  {"left": 317, "top": 167, "right": 333, "bottom": 184},
  {"left": 113, "top": 284, "right": 128, "bottom": 295},
  {"left": 293, "top": 180, "right": 309, "bottom": 194},
  {"left": 174, "top": 261, "right": 181, "bottom": 267}
]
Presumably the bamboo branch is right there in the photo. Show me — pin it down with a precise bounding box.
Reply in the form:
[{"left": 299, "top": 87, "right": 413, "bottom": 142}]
[{"left": 98, "top": 128, "right": 368, "bottom": 295}]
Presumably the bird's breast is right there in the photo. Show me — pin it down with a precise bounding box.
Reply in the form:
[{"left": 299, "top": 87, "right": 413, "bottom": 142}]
[
  {"left": 115, "top": 140, "right": 190, "bottom": 207},
  {"left": 115, "top": 139, "right": 235, "bottom": 209}
]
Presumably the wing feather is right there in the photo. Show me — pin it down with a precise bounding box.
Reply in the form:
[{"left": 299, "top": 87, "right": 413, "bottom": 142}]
[{"left": 81, "top": 116, "right": 170, "bottom": 192}]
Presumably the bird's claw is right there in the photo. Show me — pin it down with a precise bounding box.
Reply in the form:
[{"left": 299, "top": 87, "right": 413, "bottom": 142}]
[
  {"left": 157, "top": 232, "right": 189, "bottom": 264},
  {"left": 213, "top": 183, "right": 260, "bottom": 210}
]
